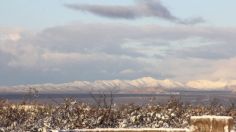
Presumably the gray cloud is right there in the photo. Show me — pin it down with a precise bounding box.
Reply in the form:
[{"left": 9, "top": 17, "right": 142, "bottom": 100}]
[
  {"left": 65, "top": 0, "right": 204, "bottom": 25},
  {"left": 2, "top": 24, "right": 236, "bottom": 85},
  {"left": 172, "top": 43, "right": 236, "bottom": 60},
  {"left": 177, "top": 17, "right": 205, "bottom": 25}
]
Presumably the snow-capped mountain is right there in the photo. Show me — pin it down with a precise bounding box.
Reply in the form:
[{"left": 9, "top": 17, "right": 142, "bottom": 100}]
[{"left": 0, "top": 77, "right": 235, "bottom": 94}]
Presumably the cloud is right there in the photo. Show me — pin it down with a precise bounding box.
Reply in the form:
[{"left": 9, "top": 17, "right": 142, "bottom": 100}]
[
  {"left": 0, "top": 28, "right": 22, "bottom": 41},
  {"left": 1, "top": 24, "right": 236, "bottom": 85},
  {"left": 65, "top": 0, "right": 204, "bottom": 25},
  {"left": 177, "top": 17, "right": 205, "bottom": 25},
  {"left": 155, "top": 56, "right": 236, "bottom": 82}
]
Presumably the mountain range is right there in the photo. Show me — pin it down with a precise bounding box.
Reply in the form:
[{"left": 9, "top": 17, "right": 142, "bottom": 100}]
[{"left": 0, "top": 77, "right": 236, "bottom": 94}]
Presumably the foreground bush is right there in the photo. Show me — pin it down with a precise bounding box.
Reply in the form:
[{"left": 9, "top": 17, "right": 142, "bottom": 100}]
[{"left": 0, "top": 97, "right": 235, "bottom": 132}]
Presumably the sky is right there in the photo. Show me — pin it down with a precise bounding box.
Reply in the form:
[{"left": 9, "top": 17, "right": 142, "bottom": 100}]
[{"left": 1, "top": 0, "right": 236, "bottom": 86}]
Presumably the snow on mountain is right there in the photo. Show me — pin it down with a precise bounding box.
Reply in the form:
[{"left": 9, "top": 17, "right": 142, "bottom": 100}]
[
  {"left": 0, "top": 77, "right": 235, "bottom": 94},
  {"left": 157, "top": 79, "right": 185, "bottom": 89},
  {"left": 186, "top": 80, "right": 236, "bottom": 90},
  {"left": 128, "top": 77, "right": 184, "bottom": 90},
  {"left": 186, "top": 80, "right": 227, "bottom": 90}
]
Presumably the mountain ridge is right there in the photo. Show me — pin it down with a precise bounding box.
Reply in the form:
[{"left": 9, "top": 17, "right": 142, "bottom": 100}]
[{"left": 0, "top": 77, "right": 235, "bottom": 94}]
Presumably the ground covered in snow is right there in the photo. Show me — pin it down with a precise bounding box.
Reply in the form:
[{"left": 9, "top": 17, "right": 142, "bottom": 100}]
[{"left": 0, "top": 97, "right": 235, "bottom": 132}]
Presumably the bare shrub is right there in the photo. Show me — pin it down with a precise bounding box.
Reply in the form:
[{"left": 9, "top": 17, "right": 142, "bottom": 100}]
[{"left": 0, "top": 96, "right": 235, "bottom": 131}]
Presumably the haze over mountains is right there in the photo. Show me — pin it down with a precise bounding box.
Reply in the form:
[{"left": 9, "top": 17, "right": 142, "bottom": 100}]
[{"left": 0, "top": 77, "right": 236, "bottom": 94}]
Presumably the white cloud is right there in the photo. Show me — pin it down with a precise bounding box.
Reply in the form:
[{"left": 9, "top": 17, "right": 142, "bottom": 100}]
[
  {"left": 0, "top": 28, "right": 22, "bottom": 41},
  {"left": 119, "top": 69, "right": 135, "bottom": 75}
]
